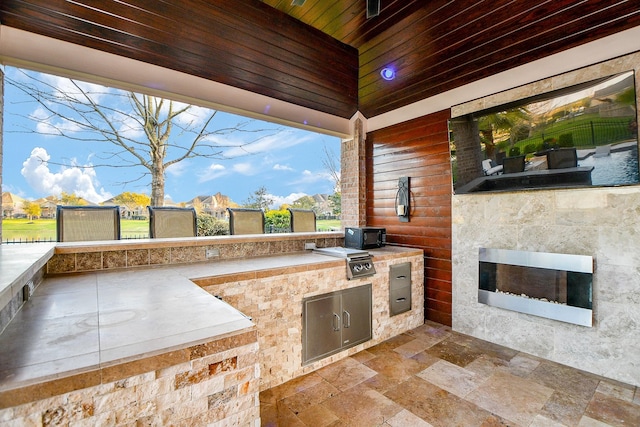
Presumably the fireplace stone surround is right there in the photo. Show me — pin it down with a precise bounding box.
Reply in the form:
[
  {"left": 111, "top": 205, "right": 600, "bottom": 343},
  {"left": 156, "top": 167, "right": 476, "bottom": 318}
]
[{"left": 451, "top": 52, "right": 640, "bottom": 387}]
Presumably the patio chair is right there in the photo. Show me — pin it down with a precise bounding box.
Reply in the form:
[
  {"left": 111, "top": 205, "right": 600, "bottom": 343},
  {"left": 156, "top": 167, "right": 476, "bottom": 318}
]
[
  {"left": 502, "top": 155, "right": 526, "bottom": 174},
  {"left": 288, "top": 208, "right": 316, "bottom": 232},
  {"left": 148, "top": 206, "right": 197, "bottom": 238},
  {"left": 56, "top": 205, "right": 121, "bottom": 242},
  {"left": 482, "top": 159, "right": 503, "bottom": 176},
  {"left": 547, "top": 148, "right": 577, "bottom": 169},
  {"left": 227, "top": 208, "right": 265, "bottom": 235}
]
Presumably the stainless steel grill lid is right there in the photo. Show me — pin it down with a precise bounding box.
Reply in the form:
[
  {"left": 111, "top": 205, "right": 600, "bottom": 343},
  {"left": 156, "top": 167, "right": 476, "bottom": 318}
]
[{"left": 314, "top": 247, "right": 376, "bottom": 279}]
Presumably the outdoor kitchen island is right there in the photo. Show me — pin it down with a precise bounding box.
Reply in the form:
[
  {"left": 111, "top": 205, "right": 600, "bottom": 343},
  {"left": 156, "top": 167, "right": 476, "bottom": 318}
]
[{"left": 0, "top": 234, "right": 424, "bottom": 425}]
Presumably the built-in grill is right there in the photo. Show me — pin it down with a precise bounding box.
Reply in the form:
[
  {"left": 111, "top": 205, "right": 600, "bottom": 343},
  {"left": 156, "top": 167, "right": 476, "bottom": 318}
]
[{"left": 314, "top": 247, "right": 376, "bottom": 280}]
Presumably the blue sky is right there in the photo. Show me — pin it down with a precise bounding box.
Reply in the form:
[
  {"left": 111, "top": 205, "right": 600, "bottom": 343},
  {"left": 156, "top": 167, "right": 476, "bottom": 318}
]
[{"left": 2, "top": 66, "right": 341, "bottom": 207}]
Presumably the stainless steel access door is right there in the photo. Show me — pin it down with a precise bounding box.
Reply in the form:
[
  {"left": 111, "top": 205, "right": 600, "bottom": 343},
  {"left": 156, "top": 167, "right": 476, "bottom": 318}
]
[
  {"left": 341, "top": 285, "right": 372, "bottom": 347},
  {"left": 303, "top": 292, "right": 342, "bottom": 364}
]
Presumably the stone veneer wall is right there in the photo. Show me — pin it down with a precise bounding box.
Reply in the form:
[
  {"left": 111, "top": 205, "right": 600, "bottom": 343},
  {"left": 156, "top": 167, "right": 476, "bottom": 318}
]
[
  {"left": 46, "top": 233, "right": 342, "bottom": 274},
  {"left": 195, "top": 251, "right": 424, "bottom": 391},
  {"left": 0, "top": 330, "right": 260, "bottom": 426},
  {"left": 451, "top": 52, "right": 640, "bottom": 387}
]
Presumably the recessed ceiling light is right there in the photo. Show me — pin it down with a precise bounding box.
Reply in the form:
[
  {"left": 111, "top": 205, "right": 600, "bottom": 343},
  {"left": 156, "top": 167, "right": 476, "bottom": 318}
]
[{"left": 380, "top": 67, "right": 396, "bottom": 81}]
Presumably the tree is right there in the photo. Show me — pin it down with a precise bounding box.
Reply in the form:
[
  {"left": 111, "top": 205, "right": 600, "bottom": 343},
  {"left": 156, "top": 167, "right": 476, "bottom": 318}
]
[
  {"left": 6, "top": 69, "right": 282, "bottom": 206},
  {"left": 243, "top": 186, "right": 273, "bottom": 211},
  {"left": 478, "top": 108, "right": 531, "bottom": 160},
  {"left": 111, "top": 192, "right": 150, "bottom": 215},
  {"left": 59, "top": 192, "right": 87, "bottom": 206},
  {"left": 321, "top": 144, "right": 341, "bottom": 217},
  {"left": 328, "top": 192, "right": 341, "bottom": 216},
  {"left": 292, "top": 195, "right": 316, "bottom": 210},
  {"left": 22, "top": 200, "right": 41, "bottom": 220}
]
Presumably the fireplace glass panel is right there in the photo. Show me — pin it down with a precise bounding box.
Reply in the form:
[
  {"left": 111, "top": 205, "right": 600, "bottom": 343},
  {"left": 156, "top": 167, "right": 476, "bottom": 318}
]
[{"left": 479, "top": 262, "right": 592, "bottom": 310}]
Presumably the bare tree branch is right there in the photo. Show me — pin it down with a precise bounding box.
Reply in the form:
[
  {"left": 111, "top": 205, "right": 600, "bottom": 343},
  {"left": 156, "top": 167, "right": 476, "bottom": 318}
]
[{"left": 6, "top": 69, "right": 285, "bottom": 205}]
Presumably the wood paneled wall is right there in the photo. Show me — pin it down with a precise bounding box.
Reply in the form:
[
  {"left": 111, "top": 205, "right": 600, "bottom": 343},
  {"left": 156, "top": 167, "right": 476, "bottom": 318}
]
[
  {"left": 0, "top": 0, "right": 359, "bottom": 119},
  {"left": 366, "top": 110, "right": 452, "bottom": 325}
]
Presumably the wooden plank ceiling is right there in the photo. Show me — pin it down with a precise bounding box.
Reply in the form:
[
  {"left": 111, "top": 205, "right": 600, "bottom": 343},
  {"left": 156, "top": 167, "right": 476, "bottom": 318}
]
[
  {"left": 266, "top": 0, "right": 640, "bottom": 118},
  {"left": 2, "top": 0, "right": 640, "bottom": 120}
]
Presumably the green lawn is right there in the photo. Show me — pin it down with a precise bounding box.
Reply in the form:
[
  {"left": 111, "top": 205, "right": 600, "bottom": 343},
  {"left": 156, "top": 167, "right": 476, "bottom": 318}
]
[
  {"left": 2, "top": 218, "right": 150, "bottom": 241},
  {"left": 2, "top": 218, "right": 342, "bottom": 242}
]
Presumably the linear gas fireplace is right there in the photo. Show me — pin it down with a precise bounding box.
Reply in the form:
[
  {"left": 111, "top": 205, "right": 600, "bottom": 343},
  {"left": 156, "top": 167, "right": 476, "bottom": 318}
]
[{"left": 478, "top": 248, "right": 593, "bottom": 327}]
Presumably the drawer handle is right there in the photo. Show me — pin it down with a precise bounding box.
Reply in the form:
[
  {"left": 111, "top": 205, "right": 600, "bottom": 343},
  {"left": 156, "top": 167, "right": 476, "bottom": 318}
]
[
  {"left": 396, "top": 275, "right": 406, "bottom": 279},
  {"left": 395, "top": 297, "right": 406, "bottom": 302}
]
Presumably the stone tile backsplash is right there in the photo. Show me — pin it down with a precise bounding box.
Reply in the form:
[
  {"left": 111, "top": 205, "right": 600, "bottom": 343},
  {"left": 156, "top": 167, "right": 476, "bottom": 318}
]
[{"left": 47, "top": 234, "right": 343, "bottom": 275}]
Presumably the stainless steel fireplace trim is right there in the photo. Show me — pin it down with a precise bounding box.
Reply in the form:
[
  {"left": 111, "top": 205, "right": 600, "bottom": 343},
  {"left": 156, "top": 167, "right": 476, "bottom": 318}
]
[
  {"left": 478, "top": 289, "right": 592, "bottom": 327},
  {"left": 479, "top": 248, "right": 593, "bottom": 273}
]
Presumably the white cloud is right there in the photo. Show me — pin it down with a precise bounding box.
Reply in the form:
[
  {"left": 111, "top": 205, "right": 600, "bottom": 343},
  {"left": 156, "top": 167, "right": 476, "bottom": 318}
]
[
  {"left": 273, "top": 164, "right": 294, "bottom": 171},
  {"left": 221, "top": 131, "right": 313, "bottom": 158},
  {"left": 233, "top": 162, "right": 256, "bottom": 175},
  {"left": 268, "top": 192, "right": 308, "bottom": 209},
  {"left": 32, "top": 106, "right": 84, "bottom": 136},
  {"left": 43, "top": 74, "right": 111, "bottom": 104},
  {"left": 198, "top": 163, "right": 227, "bottom": 183},
  {"left": 166, "top": 161, "right": 189, "bottom": 177},
  {"left": 20, "top": 147, "right": 112, "bottom": 203},
  {"left": 173, "top": 103, "right": 216, "bottom": 128}
]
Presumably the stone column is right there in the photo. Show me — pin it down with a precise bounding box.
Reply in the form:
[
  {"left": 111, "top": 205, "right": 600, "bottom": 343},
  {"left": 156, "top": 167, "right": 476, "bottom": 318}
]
[{"left": 340, "top": 117, "right": 367, "bottom": 228}]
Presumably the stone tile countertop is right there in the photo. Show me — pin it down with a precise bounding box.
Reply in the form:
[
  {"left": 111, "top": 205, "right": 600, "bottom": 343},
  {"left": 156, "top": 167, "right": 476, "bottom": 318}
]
[
  {"left": 0, "top": 245, "right": 420, "bottom": 402},
  {"left": 0, "top": 243, "right": 55, "bottom": 309}
]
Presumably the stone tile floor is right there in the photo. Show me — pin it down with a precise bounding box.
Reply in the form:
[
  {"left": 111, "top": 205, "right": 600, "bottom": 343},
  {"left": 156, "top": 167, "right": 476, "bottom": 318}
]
[{"left": 260, "top": 321, "right": 640, "bottom": 426}]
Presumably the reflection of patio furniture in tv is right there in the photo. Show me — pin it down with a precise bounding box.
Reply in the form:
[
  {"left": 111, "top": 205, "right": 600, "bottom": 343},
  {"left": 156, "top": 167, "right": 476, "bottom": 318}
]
[
  {"left": 457, "top": 166, "right": 594, "bottom": 194},
  {"left": 547, "top": 148, "right": 578, "bottom": 169},
  {"left": 502, "top": 155, "right": 526, "bottom": 174},
  {"left": 482, "top": 159, "right": 503, "bottom": 176}
]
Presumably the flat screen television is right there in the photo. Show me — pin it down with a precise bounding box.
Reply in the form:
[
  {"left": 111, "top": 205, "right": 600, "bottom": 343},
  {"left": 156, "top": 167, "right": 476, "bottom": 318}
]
[{"left": 449, "top": 70, "right": 639, "bottom": 194}]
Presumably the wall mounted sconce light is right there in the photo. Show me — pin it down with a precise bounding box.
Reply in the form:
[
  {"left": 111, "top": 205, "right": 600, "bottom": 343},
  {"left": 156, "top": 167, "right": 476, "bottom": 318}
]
[{"left": 395, "top": 176, "right": 410, "bottom": 222}]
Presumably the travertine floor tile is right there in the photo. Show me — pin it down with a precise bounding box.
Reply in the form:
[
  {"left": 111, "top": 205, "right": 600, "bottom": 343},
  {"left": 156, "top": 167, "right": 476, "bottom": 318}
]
[
  {"left": 296, "top": 403, "right": 339, "bottom": 427},
  {"left": 316, "top": 356, "right": 377, "bottom": 391},
  {"left": 321, "top": 383, "right": 403, "bottom": 426},
  {"left": 385, "top": 409, "right": 434, "bottom": 427},
  {"left": 465, "top": 370, "right": 555, "bottom": 426},
  {"left": 385, "top": 377, "right": 493, "bottom": 427},
  {"left": 416, "top": 359, "right": 486, "bottom": 398},
  {"left": 528, "top": 360, "right": 600, "bottom": 401},
  {"left": 364, "top": 349, "right": 429, "bottom": 382},
  {"left": 424, "top": 339, "right": 484, "bottom": 367},
  {"left": 260, "top": 323, "right": 640, "bottom": 427},
  {"left": 281, "top": 380, "right": 340, "bottom": 415},
  {"left": 585, "top": 392, "right": 640, "bottom": 427},
  {"left": 540, "top": 390, "right": 591, "bottom": 427}
]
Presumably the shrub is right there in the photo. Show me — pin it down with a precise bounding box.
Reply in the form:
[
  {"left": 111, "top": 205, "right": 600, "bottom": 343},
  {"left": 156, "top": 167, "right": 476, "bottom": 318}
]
[
  {"left": 524, "top": 143, "right": 538, "bottom": 155},
  {"left": 558, "top": 133, "right": 574, "bottom": 147},
  {"left": 508, "top": 146, "right": 520, "bottom": 156},
  {"left": 265, "top": 209, "right": 290, "bottom": 232},
  {"left": 197, "top": 214, "right": 229, "bottom": 236}
]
